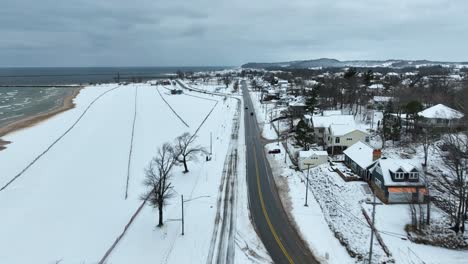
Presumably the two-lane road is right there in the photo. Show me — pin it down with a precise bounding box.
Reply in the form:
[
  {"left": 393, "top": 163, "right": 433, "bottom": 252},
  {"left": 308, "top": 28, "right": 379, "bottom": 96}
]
[{"left": 242, "top": 81, "right": 318, "bottom": 264}]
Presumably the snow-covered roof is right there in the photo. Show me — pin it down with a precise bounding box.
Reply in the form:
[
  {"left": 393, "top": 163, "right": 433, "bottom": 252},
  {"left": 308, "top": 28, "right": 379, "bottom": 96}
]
[
  {"left": 329, "top": 124, "right": 366, "bottom": 136},
  {"left": 311, "top": 115, "right": 356, "bottom": 128},
  {"left": 373, "top": 96, "right": 393, "bottom": 103},
  {"left": 418, "top": 104, "right": 464, "bottom": 120},
  {"left": 299, "top": 150, "right": 328, "bottom": 158},
  {"left": 322, "top": 110, "right": 342, "bottom": 116},
  {"left": 390, "top": 113, "right": 408, "bottom": 119},
  {"left": 386, "top": 72, "right": 399, "bottom": 76},
  {"left": 343, "top": 142, "right": 375, "bottom": 168},
  {"left": 368, "top": 84, "right": 384, "bottom": 89},
  {"left": 374, "top": 158, "right": 425, "bottom": 187}
]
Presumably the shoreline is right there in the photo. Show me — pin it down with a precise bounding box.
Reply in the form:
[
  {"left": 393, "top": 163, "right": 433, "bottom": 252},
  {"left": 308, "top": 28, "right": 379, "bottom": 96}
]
[{"left": 0, "top": 87, "right": 83, "bottom": 151}]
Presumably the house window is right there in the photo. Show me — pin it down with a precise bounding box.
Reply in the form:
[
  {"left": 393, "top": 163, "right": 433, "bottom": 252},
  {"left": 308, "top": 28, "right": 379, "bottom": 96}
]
[
  {"left": 335, "top": 137, "right": 340, "bottom": 143},
  {"left": 409, "top": 172, "right": 419, "bottom": 179},
  {"left": 347, "top": 138, "right": 352, "bottom": 141},
  {"left": 394, "top": 172, "right": 404, "bottom": 180},
  {"left": 375, "top": 178, "right": 382, "bottom": 188},
  {"left": 319, "top": 128, "right": 324, "bottom": 133}
]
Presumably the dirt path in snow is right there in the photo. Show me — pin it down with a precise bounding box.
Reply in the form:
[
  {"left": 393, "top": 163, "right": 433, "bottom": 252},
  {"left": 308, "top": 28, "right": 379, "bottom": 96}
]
[
  {"left": 125, "top": 86, "right": 138, "bottom": 200},
  {"left": 155, "top": 86, "right": 190, "bottom": 128},
  {"left": 0, "top": 86, "right": 120, "bottom": 193}
]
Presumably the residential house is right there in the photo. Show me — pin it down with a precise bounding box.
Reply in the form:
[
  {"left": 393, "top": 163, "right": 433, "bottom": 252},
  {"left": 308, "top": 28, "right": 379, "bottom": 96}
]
[
  {"left": 343, "top": 141, "right": 380, "bottom": 179},
  {"left": 325, "top": 124, "right": 369, "bottom": 154},
  {"left": 298, "top": 150, "right": 328, "bottom": 170},
  {"left": 369, "top": 158, "right": 427, "bottom": 204},
  {"left": 417, "top": 104, "right": 465, "bottom": 129},
  {"left": 372, "top": 96, "right": 393, "bottom": 109},
  {"left": 305, "top": 114, "right": 356, "bottom": 143},
  {"left": 322, "top": 110, "right": 342, "bottom": 116},
  {"left": 288, "top": 100, "right": 307, "bottom": 118},
  {"left": 367, "top": 83, "right": 385, "bottom": 93}
]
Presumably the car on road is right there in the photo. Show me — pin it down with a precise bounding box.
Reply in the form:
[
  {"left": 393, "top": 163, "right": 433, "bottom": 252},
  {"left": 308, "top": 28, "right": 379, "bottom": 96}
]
[
  {"left": 250, "top": 112, "right": 254, "bottom": 116},
  {"left": 268, "top": 149, "right": 281, "bottom": 154}
]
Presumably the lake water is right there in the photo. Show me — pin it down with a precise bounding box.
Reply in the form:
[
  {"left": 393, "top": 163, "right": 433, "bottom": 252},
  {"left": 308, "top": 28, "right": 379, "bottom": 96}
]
[{"left": 0, "top": 66, "right": 230, "bottom": 129}]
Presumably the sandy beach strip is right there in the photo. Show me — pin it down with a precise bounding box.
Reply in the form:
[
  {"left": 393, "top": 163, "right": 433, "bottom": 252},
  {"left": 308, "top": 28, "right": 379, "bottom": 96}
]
[{"left": 0, "top": 87, "right": 83, "bottom": 151}]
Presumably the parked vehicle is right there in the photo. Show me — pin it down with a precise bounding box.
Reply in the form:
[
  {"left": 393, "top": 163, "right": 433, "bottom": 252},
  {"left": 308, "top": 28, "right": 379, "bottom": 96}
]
[{"left": 268, "top": 149, "right": 281, "bottom": 154}]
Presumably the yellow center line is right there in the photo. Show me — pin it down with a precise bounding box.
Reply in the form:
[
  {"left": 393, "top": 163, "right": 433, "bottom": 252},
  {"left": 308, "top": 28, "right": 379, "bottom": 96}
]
[{"left": 252, "top": 146, "right": 295, "bottom": 264}]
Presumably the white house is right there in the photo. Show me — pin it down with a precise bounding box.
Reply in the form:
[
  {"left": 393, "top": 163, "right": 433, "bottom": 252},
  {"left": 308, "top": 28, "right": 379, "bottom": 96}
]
[
  {"left": 325, "top": 124, "right": 369, "bottom": 153},
  {"left": 368, "top": 83, "right": 385, "bottom": 92},
  {"left": 322, "top": 110, "right": 342, "bottom": 116},
  {"left": 306, "top": 115, "right": 356, "bottom": 143},
  {"left": 298, "top": 150, "right": 328, "bottom": 170},
  {"left": 417, "top": 104, "right": 465, "bottom": 128}
]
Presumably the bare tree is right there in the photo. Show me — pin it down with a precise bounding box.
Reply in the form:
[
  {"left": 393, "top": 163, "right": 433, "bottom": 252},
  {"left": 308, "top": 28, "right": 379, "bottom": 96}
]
[
  {"left": 142, "top": 143, "right": 177, "bottom": 227},
  {"left": 174, "top": 132, "right": 207, "bottom": 173},
  {"left": 419, "top": 128, "right": 439, "bottom": 167},
  {"left": 440, "top": 133, "right": 468, "bottom": 233}
]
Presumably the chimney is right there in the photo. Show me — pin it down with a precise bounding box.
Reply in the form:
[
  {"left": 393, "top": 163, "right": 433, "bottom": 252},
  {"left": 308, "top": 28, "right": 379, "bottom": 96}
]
[{"left": 373, "top": 149, "right": 382, "bottom": 161}]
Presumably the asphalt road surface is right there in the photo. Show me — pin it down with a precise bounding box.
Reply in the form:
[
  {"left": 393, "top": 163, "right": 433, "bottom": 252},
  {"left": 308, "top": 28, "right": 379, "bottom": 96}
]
[{"left": 242, "top": 81, "right": 319, "bottom": 264}]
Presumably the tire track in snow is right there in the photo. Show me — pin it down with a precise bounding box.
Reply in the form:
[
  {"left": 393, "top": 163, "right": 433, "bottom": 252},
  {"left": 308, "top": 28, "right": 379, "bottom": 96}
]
[
  {"left": 0, "top": 85, "right": 120, "bottom": 193},
  {"left": 206, "top": 100, "right": 240, "bottom": 264},
  {"left": 177, "top": 79, "right": 244, "bottom": 264},
  {"left": 125, "top": 86, "right": 138, "bottom": 200}
]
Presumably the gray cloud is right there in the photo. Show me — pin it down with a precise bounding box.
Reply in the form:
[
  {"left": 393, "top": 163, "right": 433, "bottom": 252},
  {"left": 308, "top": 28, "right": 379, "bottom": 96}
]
[{"left": 0, "top": 0, "right": 467, "bottom": 66}]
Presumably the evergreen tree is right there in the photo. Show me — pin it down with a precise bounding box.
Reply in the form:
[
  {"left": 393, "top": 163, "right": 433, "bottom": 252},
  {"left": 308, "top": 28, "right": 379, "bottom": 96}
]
[
  {"left": 294, "top": 120, "right": 314, "bottom": 150},
  {"left": 305, "top": 86, "right": 319, "bottom": 112}
]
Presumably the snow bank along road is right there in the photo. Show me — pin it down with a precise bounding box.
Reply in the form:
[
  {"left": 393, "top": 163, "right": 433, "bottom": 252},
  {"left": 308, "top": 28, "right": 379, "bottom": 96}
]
[
  {"left": 0, "top": 83, "right": 239, "bottom": 263},
  {"left": 242, "top": 81, "right": 319, "bottom": 264}
]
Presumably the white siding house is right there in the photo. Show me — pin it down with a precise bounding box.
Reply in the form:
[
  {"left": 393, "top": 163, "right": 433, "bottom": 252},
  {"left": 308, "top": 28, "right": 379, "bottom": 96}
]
[
  {"left": 325, "top": 125, "right": 369, "bottom": 153},
  {"left": 306, "top": 115, "right": 356, "bottom": 143},
  {"left": 298, "top": 150, "right": 328, "bottom": 170}
]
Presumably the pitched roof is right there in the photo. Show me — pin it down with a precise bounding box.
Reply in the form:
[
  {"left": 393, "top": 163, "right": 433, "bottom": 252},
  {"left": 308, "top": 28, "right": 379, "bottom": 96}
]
[
  {"left": 343, "top": 141, "right": 375, "bottom": 168},
  {"left": 418, "top": 104, "right": 464, "bottom": 120},
  {"left": 329, "top": 124, "right": 366, "bottom": 136},
  {"left": 298, "top": 150, "right": 328, "bottom": 158},
  {"left": 322, "top": 110, "right": 342, "bottom": 116},
  {"left": 373, "top": 158, "right": 425, "bottom": 187},
  {"left": 369, "top": 84, "right": 384, "bottom": 89},
  {"left": 311, "top": 115, "right": 356, "bottom": 128}
]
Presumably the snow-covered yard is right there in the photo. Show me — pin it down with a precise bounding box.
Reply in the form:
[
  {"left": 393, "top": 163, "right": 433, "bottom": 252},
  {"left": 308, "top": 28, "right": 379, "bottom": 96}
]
[
  {"left": 0, "top": 82, "right": 263, "bottom": 263},
  {"left": 248, "top": 84, "right": 468, "bottom": 263}
]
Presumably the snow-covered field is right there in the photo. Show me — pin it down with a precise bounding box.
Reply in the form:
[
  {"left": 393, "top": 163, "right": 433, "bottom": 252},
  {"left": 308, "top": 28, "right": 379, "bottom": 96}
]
[{"left": 0, "top": 82, "right": 255, "bottom": 263}]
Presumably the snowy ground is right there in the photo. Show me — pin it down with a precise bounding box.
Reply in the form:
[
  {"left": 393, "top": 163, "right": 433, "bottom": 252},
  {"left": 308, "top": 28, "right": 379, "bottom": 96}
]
[
  {"left": 248, "top": 86, "right": 468, "bottom": 263},
  {"left": 0, "top": 82, "right": 266, "bottom": 264}
]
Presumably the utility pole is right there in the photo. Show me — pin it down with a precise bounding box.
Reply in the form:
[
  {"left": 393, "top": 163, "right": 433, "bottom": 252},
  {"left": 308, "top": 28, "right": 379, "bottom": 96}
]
[
  {"left": 284, "top": 133, "right": 288, "bottom": 164},
  {"left": 426, "top": 186, "right": 431, "bottom": 226},
  {"left": 367, "top": 192, "right": 382, "bottom": 263},
  {"left": 181, "top": 195, "right": 185, "bottom": 235},
  {"left": 277, "top": 110, "right": 280, "bottom": 146},
  {"left": 304, "top": 164, "right": 310, "bottom": 206},
  {"left": 270, "top": 110, "right": 273, "bottom": 129}
]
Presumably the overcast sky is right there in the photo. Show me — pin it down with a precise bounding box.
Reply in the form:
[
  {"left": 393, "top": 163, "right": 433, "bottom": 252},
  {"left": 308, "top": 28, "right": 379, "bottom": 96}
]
[{"left": 1, "top": 0, "right": 467, "bottom": 67}]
